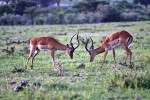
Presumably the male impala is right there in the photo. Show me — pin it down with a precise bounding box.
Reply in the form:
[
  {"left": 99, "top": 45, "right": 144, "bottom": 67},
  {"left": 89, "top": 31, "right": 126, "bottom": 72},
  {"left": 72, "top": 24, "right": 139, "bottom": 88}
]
[
  {"left": 85, "top": 30, "right": 133, "bottom": 70},
  {"left": 26, "top": 33, "right": 80, "bottom": 70}
]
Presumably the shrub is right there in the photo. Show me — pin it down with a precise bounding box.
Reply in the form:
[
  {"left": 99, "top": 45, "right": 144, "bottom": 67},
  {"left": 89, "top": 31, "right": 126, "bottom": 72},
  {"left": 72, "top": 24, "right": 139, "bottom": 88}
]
[
  {"left": 0, "top": 14, "right": 28, "bottom": 25},
  {"left": 43, "top": 13, "right": 57, "bottom": 24},
  {"left": 35, "top": 17, "right": 44, "bottom": 25},
  {"left": 76, "top": 13, "right": 87, "bottom": 24},
  {"left": 86, "top": 12, "right": 103, "bottom": 23},
  {"left": 121, "top": 12, "right": 141, "bottom": 21},
  {"left": 56, "top": 11, "right": 65, "bottom": 24},
  {"left": 0, "top": 13, "right": 11, "bottom": 25},
  {"left": 9, "top": 14, "right": 23, "bottom": 25},
  {"left": 14, "top": 0, "right": 37, "bottom": 15},
  {"left": 73, "top": 0, "right": 108, "bottom": 12},
  {"left": 97, "top": 4, "right": 121, "bottom": 22},
  {"left": 63, "top": 13, "right": 77, "bottom": 24},
  {"left": 112, "top": 0, "right": 135, "bottom": 10},
  {"left": 0, "top": 4, "right": 13, "bottom": 16}
]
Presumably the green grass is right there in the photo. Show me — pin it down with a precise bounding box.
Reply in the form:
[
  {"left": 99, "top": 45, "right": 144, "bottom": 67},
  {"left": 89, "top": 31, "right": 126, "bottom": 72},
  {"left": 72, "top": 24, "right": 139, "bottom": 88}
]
[{"left": 0, "top": 21, "right": 150, "bottom": 100}]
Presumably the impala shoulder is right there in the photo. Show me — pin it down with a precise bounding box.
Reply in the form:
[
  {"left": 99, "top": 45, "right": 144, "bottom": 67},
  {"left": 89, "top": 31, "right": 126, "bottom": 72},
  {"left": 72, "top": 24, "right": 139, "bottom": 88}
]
[
  {"left": 30, "top": 37, "right": 38, "bottom": 43},
  {"left": 119, "top": 30, "right": 133, "bottom": 38}
]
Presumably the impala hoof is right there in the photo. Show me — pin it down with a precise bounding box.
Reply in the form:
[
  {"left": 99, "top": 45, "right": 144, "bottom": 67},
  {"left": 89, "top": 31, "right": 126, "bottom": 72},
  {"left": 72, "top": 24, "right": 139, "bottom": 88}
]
[
  {"left": 30, "top": 65, "right": 33, "bottom": 69},
  {"left": 90, "top": 59, "right": 93, "bottom": 62},
  {"left": 25, "top": 65, "right": 27, "bottom": 69}
]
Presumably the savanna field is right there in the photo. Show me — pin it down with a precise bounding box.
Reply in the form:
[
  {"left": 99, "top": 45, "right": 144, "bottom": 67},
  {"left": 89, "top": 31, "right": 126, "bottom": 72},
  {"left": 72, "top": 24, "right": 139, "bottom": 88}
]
[{"left": 0, "top": 21, "right": 150, "bottom": 99}]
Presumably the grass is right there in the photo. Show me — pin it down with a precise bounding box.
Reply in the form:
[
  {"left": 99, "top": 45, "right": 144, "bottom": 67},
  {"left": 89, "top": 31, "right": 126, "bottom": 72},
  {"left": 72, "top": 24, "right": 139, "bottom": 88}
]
[{"left": 0, "top": 21, "right": 150, "bottom": 100}]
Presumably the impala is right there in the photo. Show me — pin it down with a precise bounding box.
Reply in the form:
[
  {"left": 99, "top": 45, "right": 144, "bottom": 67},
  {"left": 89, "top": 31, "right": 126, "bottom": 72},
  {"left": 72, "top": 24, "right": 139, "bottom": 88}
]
[
  {"left": 85, "top": 30, "right": 133, "bottom": 70},
  {"left": 26, "top": 33, "right": 80, "bottom": 70}
]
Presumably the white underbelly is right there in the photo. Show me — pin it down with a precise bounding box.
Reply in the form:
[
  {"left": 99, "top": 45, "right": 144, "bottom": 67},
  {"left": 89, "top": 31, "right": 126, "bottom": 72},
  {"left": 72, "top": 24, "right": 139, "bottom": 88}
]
[
  {"left": 36, "top": 45, "right": 50, "bottom": 51},
  {"left": 108, "top": 39, "right": 120, "bottom": 50},
  {"left": 109, "top": 43, "right": 120, "bottom": 50}
]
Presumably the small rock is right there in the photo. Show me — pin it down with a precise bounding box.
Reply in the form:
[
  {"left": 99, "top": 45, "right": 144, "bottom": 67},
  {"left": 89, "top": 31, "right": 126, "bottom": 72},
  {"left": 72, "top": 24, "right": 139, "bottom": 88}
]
[
  {"left": 76, "top": 63, "right": 85, "bottom": 69},
  {"left": 33, "top": 82, "right": 41, "bottom": 87},
  {"left": 12, "top": 86, "right": 23, "bottom": 92},
  {"left": 118, "top": 63, "right": 127, "bottom": 66},
  {"left": 136, "top": 96, "right": 142, "bottom": 100},
  {"left": 9, "top": 81, "right": 16, "bottom": 85},
  {"left": 20, "top": 80, "right": 29, "bottom": 87},
  {"left": 73, "top": 74, "right": 81, "bottom": 77},
  {"left": 11, "top": 66, "right": 26, "bottom": 73}
]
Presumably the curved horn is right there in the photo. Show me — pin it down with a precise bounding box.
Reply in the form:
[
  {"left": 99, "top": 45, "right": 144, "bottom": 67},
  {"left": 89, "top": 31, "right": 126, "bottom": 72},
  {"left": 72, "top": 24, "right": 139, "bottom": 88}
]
[
  {"left": 89, "top": 36, "right": 94, "bottom": 51},
  {"left": 70, "top": 32, "right": 80, "bottom": 49},
  {"left": 85, "top": 37, "right": 91, "bottom": 52},
  {"left": 74, "top": 33, "right": 80, "bottom": 49},
  {"left": 70, "top": 33, "right": 76, "bottom": 47},
  {"left": 85, "top": 37, "right": 94, "bottom": 53}
]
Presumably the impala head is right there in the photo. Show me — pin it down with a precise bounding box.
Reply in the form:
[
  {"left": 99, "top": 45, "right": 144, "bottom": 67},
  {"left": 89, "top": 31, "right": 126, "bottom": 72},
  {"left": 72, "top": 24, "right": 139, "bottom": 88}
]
[
  {"left": 66, "top": 33, "right": 80, "bottom": 59},
  {"left": 85, "top": 37, "right": 96, "bottom": 62}
]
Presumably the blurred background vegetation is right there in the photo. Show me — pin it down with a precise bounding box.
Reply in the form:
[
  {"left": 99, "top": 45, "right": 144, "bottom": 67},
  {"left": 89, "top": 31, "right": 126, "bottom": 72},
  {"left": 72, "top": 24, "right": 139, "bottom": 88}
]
[{"left": 0, "top": 0, "right": 150, "bottom": 25}]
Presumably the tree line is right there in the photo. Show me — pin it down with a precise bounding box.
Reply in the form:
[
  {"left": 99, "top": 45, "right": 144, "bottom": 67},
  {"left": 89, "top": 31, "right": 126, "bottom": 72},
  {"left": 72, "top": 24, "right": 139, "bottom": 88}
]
[{"left": 0, "top": 0, "right": 150, "bottom": 25}]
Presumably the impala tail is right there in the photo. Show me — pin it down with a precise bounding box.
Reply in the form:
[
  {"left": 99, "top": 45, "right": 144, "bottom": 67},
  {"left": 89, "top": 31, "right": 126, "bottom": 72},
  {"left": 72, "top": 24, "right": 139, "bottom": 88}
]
[{"left": 127, "top": 37, "right": 133, "bottom": 48}]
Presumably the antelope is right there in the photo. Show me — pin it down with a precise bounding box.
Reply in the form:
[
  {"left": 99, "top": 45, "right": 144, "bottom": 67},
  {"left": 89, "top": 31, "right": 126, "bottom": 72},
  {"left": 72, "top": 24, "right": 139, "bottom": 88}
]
[
  {"left": 26, "top": 33, "right": 80, "bottom": 70},
  {"left": 85, "top": 30, "right": 133, "bottom": 70}
]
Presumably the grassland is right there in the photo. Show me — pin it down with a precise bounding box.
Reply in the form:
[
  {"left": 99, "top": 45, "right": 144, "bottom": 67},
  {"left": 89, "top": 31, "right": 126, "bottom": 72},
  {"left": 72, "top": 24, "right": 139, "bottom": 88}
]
[{"left": 0, "top": 21, "right": 150, "bottom": 100}]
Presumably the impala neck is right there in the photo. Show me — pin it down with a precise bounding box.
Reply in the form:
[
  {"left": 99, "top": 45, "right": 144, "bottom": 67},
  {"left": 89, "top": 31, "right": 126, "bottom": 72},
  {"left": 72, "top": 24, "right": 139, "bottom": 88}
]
[
  {"left": 94, "top": 46, "right": 105, "bottom": 55},
  {"left": 55, "top": 43, "right": 68, "bottom": 51}
]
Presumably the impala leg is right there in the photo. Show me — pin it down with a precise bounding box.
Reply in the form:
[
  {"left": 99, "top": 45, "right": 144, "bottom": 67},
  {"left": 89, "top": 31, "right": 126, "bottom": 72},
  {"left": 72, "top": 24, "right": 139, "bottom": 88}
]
[
  {"left": 126, "top": 48, "right": 132, "bottom": 64},
  {"left": 31, "top": 50, "right": 40, "bottom": 69},
  {"left": 112, "top": 49, "right": 116, "bottom": 67},
  {"left": 125, "top": 48, "right": 132, "bottom": 66},
  {"left": 26, "top": 53, "right": 32, "bottom": 69},
  {"left": 50, "top": 51, "right": 56, "bottom": 71},
  {"left": 26, "top": 48, "right": 35, "bottom": 69},
  {"left": 122, "top": 44, "right": 132, "bottom": 65},
  {"left": 123, "top": 47, "right": 128, "bottom": 64},
  {"left": 129, "top": 50, "right": 132, "bottom": 64},
  {"left": 100, "top": 49, "right": 108, "bottom": 70},
  {"left": 26, "top": 46, "right": 35, "bottom": 69}
]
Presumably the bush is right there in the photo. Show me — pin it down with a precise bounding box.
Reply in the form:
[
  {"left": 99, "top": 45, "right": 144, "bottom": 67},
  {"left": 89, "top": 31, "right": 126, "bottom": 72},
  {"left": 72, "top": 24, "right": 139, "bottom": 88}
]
[
  {"left": 0, "top": 13, "right": 10, "bottom": 25},
  {"left": 76, "top": 13, "right": 87, "bottom": 24},
  {"left": 85, "top": 12, "right": 103, "bottom": 23},
  {"left": 121, "top": 12, "right": 141, "bottom": 21},
  {"left": 62, "top": 12, "right": 103, "bottom": 24},
  {"left": 112, "top": 0, "right": 135, "bottom": 10},
  {"left": 63, "top": 13, "right": 77, "bottom": 24},
  {"left": 35, "top": 17, "right": 44, "bottom": 25},
  {"left": 44, "top": 14, "right": 55, "bottom": 24},
  {"left": 73, "top": 0, "right": 108, "bottom": 12},
  {"left": 14, "top": 0, "right": 37, "bottom": 15},
  {"left": 97, "top": 5, "right": 121, "bottom": 22},
  {"left": 0, "top": 0, "right": 149, "bottom": 25},
  {"left": 0, "top": 13, "right": 27, "bottom": 25},
  {"left": 0, "top": 4, "right": 13, "bottom": 16}
]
